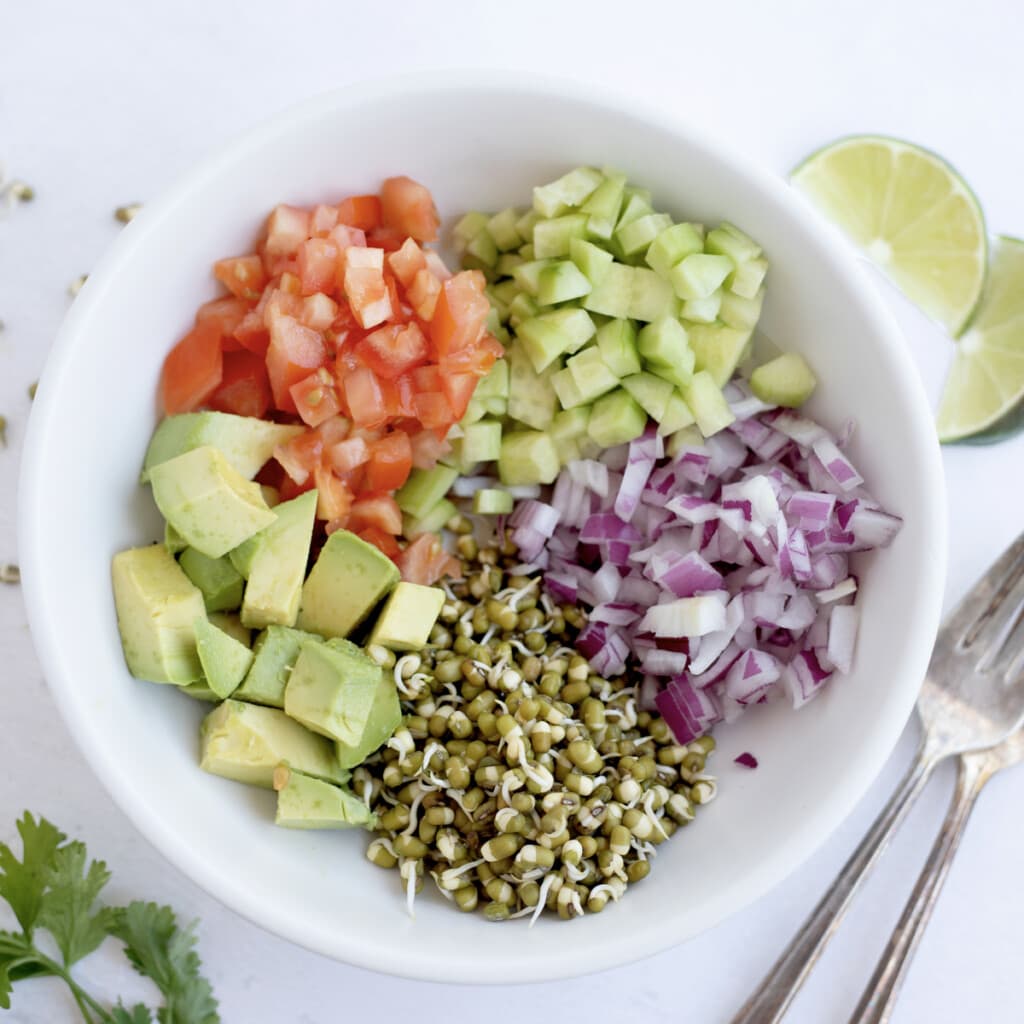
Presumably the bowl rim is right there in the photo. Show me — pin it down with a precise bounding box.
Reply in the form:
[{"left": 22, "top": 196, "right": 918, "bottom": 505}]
[{"left": 18, "top": 68, "right": 947, "bottom": 983}]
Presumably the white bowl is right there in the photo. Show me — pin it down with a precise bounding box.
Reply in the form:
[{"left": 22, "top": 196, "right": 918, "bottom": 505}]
[{"left": 19, "top": 71, "right": 946, "bottom": 983}]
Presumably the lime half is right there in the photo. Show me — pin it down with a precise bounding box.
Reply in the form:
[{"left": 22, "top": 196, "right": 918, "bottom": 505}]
[
  {"left": 936, "top": 236, "right": 1024, "bottom": 443},
  {"left": 792, "top": 135, "right": 987, "bottom": 336}
]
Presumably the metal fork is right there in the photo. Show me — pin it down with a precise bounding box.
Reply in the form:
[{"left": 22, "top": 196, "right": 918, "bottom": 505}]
[{"left": 732, "top": 531, "right": 1024, "bottom": 1024}]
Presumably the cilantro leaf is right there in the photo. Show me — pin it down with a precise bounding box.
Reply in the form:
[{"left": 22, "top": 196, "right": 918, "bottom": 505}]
[
  {"left": 109, "top": 902, "right": 219, "bottom": 1024},
  {"left": 108, "top": 1002, "right": 156, "bottom": 1024},
  {"left": 0, "top": 813, "right": 65, "bottom": 935},
  {"left": 38, "top": 841, "right": 117, "bottom": 966},
  {"left": 0, "top": 932, "right": 51, "bottom": 1011}
]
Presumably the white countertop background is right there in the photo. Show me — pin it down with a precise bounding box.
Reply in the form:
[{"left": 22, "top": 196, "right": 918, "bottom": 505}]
[{"left": 2, "top": 1, "right": 1022, "bottom": 1020}]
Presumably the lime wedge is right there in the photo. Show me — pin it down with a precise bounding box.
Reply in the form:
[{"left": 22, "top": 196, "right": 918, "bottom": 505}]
[
  {"left": 792, "top": 135, "right": 987, "bottom": 336},
  {"left": 936, "top": 236, "right": 1024, "bottom": 443}
]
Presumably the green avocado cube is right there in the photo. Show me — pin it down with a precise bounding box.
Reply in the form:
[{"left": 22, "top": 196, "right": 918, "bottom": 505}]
[
  {"left": 684, "top": 370, "right": 736, "bottom": 437},
  {"left": 498, "top": 431, "right": 560, "bottom": 486},
  {"left": 141, "top": 411, "right": 303, "bottom": 482},
  {"left": 688, "top": 323, "right": 753, "bottom": 387},
  {"left": 396, "top": 466, "right": 458, "bottom": 520},
  {"left": 369, "top": 581, "right": 445, "bottom": 652},
  {"left": 331, "top": 646, "right": 402, "bottom": 769},
  {"left": 235, "top": 624, "right": 323, "bottom": 708},
  {"left": 164, "top": 522, "right": 188, "bottom": 555},
  {"left": 587, "top": 391, "right": 648, "bottom": 448},
  {"left": 645, "top": 222, "right": 704, "bottom": 279},
  {"left": 193, "top": 615, "right": 253, "bottom": 699},
  {"left": 112, "top": 545, "right": 205, "bottom": 685},
  {"left": 149, "top": 445, "right": 276, "bottom": 560},
  {"left": 273, "top": 766, "right": 375, "bottom": 830},
  {"left": 200, "top": 699, "right": 346, "bottom": 788},
  {"left": 178, "top": 548, "right": 244, "bottom": 613},
  {"left": 296, "top": 530, "right": 399, "bottom": 639},
  {"left": 566, "top": 346, "right": 621, "bottom": 404}
]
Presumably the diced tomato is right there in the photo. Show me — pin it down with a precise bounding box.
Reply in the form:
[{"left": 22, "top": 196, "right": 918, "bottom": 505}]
[
  {"left": 337, "top": 195, "right": 382, "bottom": 231},
  {"left": 407, "top": 268, "right": 442, "bottom": 321},
  {"left": 366, "top": 225, "right": 407, "bottom": 253},
  {"left": 263, "top": 288, "right": 303, "bottom": 328},
  {"left": 315, "top": 415, "right": 351, "bottom": 447},
  {"left": 260, "top": 251, "right": 299, "bottom": 280},
  {"left": 356, "top": 526, "right": 402, "bottom": 559},
  {"left": 273, "top": 429, "right": 322, "bottom": 486},
  {"left": 196, "top": 295, "right": 252, "bottom": 338},
  {"left": 327, "top": 436, "right": 370, "bottom": 474},
  {"left": 161, "top": 320, "right": 223, "bottom": 415},
  {"left": 412, "top": 391, "right": 452, "bottom": 430},
  {"left": 440, "top": 333, "right": 504, "bottom": 377},
  {"left": 313, "top": 465, "right": 353, "bottom": 522},
  {"left": 356, "top": 322, "right": 429, "bottom": 380},
  {"left": 265, "top": 205, "right": 312, "bottom": 256},
  {"left": 279, "top": 272, "right": 303, "bottom": 297},
  {"left": 380, "top": 374, "right": 417, "bottom": 419},
  {"left": 300, "top": 292, "right": 339, "bottom": 332},
  {"left": 233, "top": 310, "right": 270, "bottom": 355},
  {"left": 396, "top": 533, "right": 461, "bottom": 585},
  {"left": 310, "top": 204, "right": 340, "bottom": 236},
  {"left": 266, "top": 314, "right": 328, "bottom": 413},
  {"left": 441, "top": 372, "right": 478, "bottom": 421},
  {"left": 408, "top": 428, "right": 452, "bottom": 469},
  {"left": 278, "top": 473, "right": 316, "bottom": 501},
  {"left": 430, "top": 271, "right": 489, "bottom": 357},
  {"left": 342, "top": 248, "right": 392, "bottom": 329},
  {"left": 411, "top": 364, "right": 443, "bottom": 392},
  {"left": 290, "top": 367, "right": 342, "bottom": 427},
  {"left": 387, "top": 238, "right": 427, "bottom": 287},
  {"left": 297, "top": 238, "right": 339, "bottom": 296},
  {"left": 348, "top": 494, "right": 403, "bottom": 536},
  {"left": 208, "top": 351, "right": 272, "bottom": 418},
  {"left": 365, "top": 431, "right": 413, "bottom": 492},
  {"left": 384, "top": 273, "right": 403, "bottom": 319},
  {"left": 380, "top": 176, "right": 440, "bottom": 243},
  {"left": 424, "top": 250, "right": 453, "bottom": 282},
  {"left": 341, "top": 365, "right": 388, "bottom": 429},
  {"left": 214, "top": 255, "right": 266, "bottom": 300},
  {"left": 328, "top": 224, "right": 368, "bottom": 258}
]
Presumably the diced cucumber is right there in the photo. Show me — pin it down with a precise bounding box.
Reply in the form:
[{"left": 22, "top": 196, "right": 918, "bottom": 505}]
[
  {"left": 475, "top": 358, "right": 509, "bottom": 401},
  {"left": 705, "top": 222, "right": 762, "bottom": 264},
  {"left": 616, "top": 213, "right": 672, "bottom": 257},
  {"left": 587, "top": 391, "right": 648, "bottom": 448},
  {"left": 658, "top": 391, "right": 696, "bottom": 435},
  {"left": 490, "top": 277, "right": 519, "bottom": 306},
  {"left": 464, "top": 228, "right": 499, "bottom": 269},
  {"left": 616, "top": 192, "right": 654, "bottom": 231},
  {"left": 595, "top": 319, "right": 641, "bottom": 377},
  {"left": 453, "top": 211, "right": 489, "bottom": 252},
  {"left": 629, "top": 268, "right": 678, "bottom": 322},
  {"left": 508, "top": 292, "right": 540, "bottom": 326},
  {"left": 566, "top": 346, "right": 621, "bottom": 403},
  {"left": 728, "top": 256, "right": 769, "bottom": 299},
  {"left": 570, "top": 237, "right": 614, "bottom": 285},
  {"left": 485, "top": 288, "right": 509, "bottom": 323},
  {"left": 496, "top": 252, "right": 525, "bottom": 277},
  {"left": 461, "top": 419, "right": 503, "bottom": 464},
  {"left": 512, "top": 259, "right": 556, "bottom": 297},
  {"left": 440, "top": 437, "right": 480, "bottom": 475},
  {"left": 552, "top": 406, "right": 591, "bottom": 442},
  {"left": 499, "top": 431, "right": 560, "bottom": 485},
  {"left": 687, "top": 323, "right": 753, "bottom": 387},
  {"left": 487, "top": 208, "right": 523, "bottom": 252},
  {"left": 485, "top": 306, "right": 505, "bottom": 340},
  {"left": 645, "top": 222, "right": 704, "bottom": 278},
  {"left": 669, "top": 254, "right": 734, "bottom": 300},
  {"left": 395, "top": 465, "right": 458, "bottom": 518},
  {"left": 622, "top": 185, "right": 652, "bottom": 206},
  {"left": 506, "top": 344, "right": 558, "bottom": 429},
  {"left": 551, "top": 366, "right": 588, "bottom": 410},
  {"left": 533, "top": 214, "right": 589, "bottom": 259},
  {"left": 403, "top": 497, "right": 457, "bottom": 538},
  {"left": 517, "top": 308, "right": 596, "bottom": 373},
  {"left": 666, "top": 424, "right": 706, "bottom": 458},
  {"left": 554, "top": 437, "right": 582, "bottom": 464},
  {"left": 537, "top": 261, "right": 592, "bottom": 305},
  {"left": 750, "top": 352, "right": 817, "bottom": 407},
  {"left": 533, "top": 167, "right": 604, "bottom": 217},
  {"left": 582, "top": 263, "right": 634, "bottom": 319},
  {"left": 718, "top": 288, "right": 765, "bottom": 330},
  {"left": 638, "top": 317, "right": 691, "bottom": 369},
  {"left": 684, "top": 371, "right": 736, "bottom": 436},
  {"left": 581, "top": 171, "right": 627, "bottom": 240},
  {"left": 681, "top": 291, "right": 722, "bottom": 324},
  {"left": 621, "top": 372, "right": 675, "bottom": 420},
  {"left": 515, "top": 208, "right": 541, "bottom": 241},
  {"left": 473, "top": 489, "right": 514, "bottom": 515},
  {"left": 518, "top": 243, "right": 536, "bottom": 261},
  {"left": 460, "top": 396, "right": 487, "bottom": 426}
]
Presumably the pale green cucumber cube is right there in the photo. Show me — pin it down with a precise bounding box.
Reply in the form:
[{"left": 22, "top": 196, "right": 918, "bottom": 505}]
[
  {"left": 566, "top": 346, "right": 621, "bottom": 403},
  {"left": 490, "top": 278, "right": 519, "bottom": 307},
  {"left": 666, "top": 424, "right": 706, "bottom": 458},
  {"left": 645, "top": 222, "right": 704, "bottom": 278},
  {"left": 705, "top": 222, "right": 762, "bottom": 264},
  {"left": 718, "top": 288, "right": 765, "bottom": 330},
  {"left": 728, "top": 256, "right": 769, "bottom": 299},
  {"left": 404, "top": 497, "right": 457, "bottom": 539},
  {"left": 537, "top": 261, "right": 592, "bottom": 305},
  {"left": 508, "top": 292, "right": 540, "bottom": 326},
  {"left": 507, "top": 345, "right": 558, "bottom": 429},
  {"left": 750, "top": 352, "right": 817, "bottom": 408},
  {"left": 499, "top": 431, "right": 560, "bottom": 486},
  {"left": 616, "top": 213, "right": 673, "bottom": 257},
  {"left": 461, "top": 420, "right": 503, "bottom": 463},
  {"left": 395, "top": 465, "right": 458, "bottom": 518},
  {"left": 533, "top": 214, "right": 589, "bottom": 259},
  {"left": 616, "top": 192, "right": 654, "bottom": 231},
  {"left": 518, "top": 243, "right": 536, "bottom": 261},
  {"left": 595, "top": 319, "right": 641, "bottom": 377},
  {"left": 517, "top": 309, "right": 595, "bottom": 373},
  {"left": 582, "top": 263, "right": 634, "bottom": 319},
  {"left": 670, "top": 254, "right": 734, "bottom": 300},
  {"left": 554, "top": 437, "right": 582, "bottom": 464},
  {"left": 515, "top": 208, "right": 540, "bottom": 240},
  {"left": 688, "top": 323, "right": 753, "bottom": 387},
  {"left": 629, "top": 268, "right": 678, "bottom": 321},
  {"left": 681, "top": 291, "right": 722, "bottom": 324},
  {"left": 621, "top": 373, "right": 675, "bottom": 421},
  {"left": 581, "top": 171, "right": 627, "bottom": 240},
  {"left": 473, "top": 489, "right": 514, "bottom": 515},
  {"left": 533, "top": 167, "right": 604, "bottom": 217},
  {"left": 485, "top": 289, "right": 509, "bottom": 323},
  {"left": 570, "top": 237, "right": 614, "bottom": 285},
  {"left": 684, "top": 371, "right": 735, "bottom": 436},
  {"left": 496, "top": 252, "right": 525, "bottom": 277},
  {"left": 638, "top": 317, "right": 690, "bottom": 367},
  {"left": 587, "top": 391, "right": 648, "bottom": 448},
  {"left": 487, "top": 208, "right": 523, "bottom": 252},
  {"left": 551, "top": 367, "right": 588, "bottom": 410},
  {"left": 658, "top": 391, "right": 697, "bottom": 435},
  {"left": 453, "top": 211, "right": 489, "bottom": 252},
  {"left": 475, "top": 359, "right": 509, "bottom": 401},
  {"left": 512, "top": 259, "right": 557, "bottom": 297},
  {"left": 465, "top": 228, "right": 499, "bottom": 269},
  {"left": 552, "top": 406, "right": 591, "bottom": 441}
]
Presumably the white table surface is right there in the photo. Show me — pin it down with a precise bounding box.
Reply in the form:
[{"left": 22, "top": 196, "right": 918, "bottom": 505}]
[{"left": 2, "top": 1, "right": 1023, "bottom": 1020}]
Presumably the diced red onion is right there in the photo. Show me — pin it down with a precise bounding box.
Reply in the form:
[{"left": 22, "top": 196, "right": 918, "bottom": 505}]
[
  {"left": 826, "top": 604, "right": 859, "bottom": 674},
  {"left": 734, "top": 752, "right": 759, "bottom": 769}
]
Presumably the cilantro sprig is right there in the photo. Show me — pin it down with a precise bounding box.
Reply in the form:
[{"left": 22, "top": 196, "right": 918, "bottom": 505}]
[{"left": 0, "top": 812, "right": 219, "bottom": 1023}]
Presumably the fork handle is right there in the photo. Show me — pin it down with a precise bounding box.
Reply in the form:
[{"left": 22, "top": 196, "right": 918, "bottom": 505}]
[
  {"left": 847, "top": 750, "right": 995, "bottom": 1024},
  {"left": 730, "top": 743, "right": 940, "bottom": 1024}
]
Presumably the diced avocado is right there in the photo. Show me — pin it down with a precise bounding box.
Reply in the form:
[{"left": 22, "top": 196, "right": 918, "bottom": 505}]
[
  {"left": 595, "top": 319, "right": 641, "bottom": 378},
  {"left": 273, "top": 765, "right": 375, "bottom": 830},
  {"left": 728, "top": 256, "right": 768, "bottom": 299},
  {"left": 330, "top": 642, "right": 401, "bottom": 769},
  {"left": 750, "top": 352, "right": 817, "bottom": 407},
  {"left": 705, "top": 221, "right": 762, "bottom": 264},
  {"left": 209, "top": 611, "right": 250, "bottom": 646},
  {"left": 487, "top": 208, "right": 523, "bottom": 252},
  {"left": 296, "top": 529, "right": 400, "bottom": 639},
  {"left": 645, "top": 222, "right": 704, "bottom": 279},
  {"left": 517, "top": 308, "right": 596, "bottom": 373},
  {"left": 200, "top": 699, "right": 346, "bottom": 788},
  {"left": 718, "top": 288, "right": 765, "bottom": 331},
  {"left": 178, "top": 548, "right": 244, "bottom": 613},
  {"left": 194, "top": 615, "right": 253, "bottom": 699},
  {"left": 165, "top": 522, "right": 187, "bottom": 554},
  {"left": 532, "top": 166, "right": 603, "bottom": 217},
  {"left": 681, "top": 292, "right": 722, "bottom": 324},
  {"left": 533, "top": 214, "right": 589, "bottom": 260},
  {"left": 179, "top": 681, "right": 221, "bottom": 703},
  {"left": 587, "top": 391, "right": 648, "bottom": 448},
  {"left": 112, "top": 545, "right": 205, "bottom": 684},
  {"left": 236, "top": 490, "right": 317, "bottom": 630},
  {"left": 452, "top": 211, "right": 489, "bottom": 252},
  {"left": 284, "top": 638, "right": 382, "bottom": 743},
  {"left": 149, "top": 445, "right": 276, "bottom": 559},
  {"left": 582, "top": 263, "right": 633, "bottom": 319},
  {"left": 473, "top": 489, "right": 514, "bottom": 515},
  {"left": 396, "top": 466, "right": 458, "bottom": 519},
  {"left": 580, "top": 171, "right": 626, "bottom": 240},
  {"left": 141, "top": 412, "right": 303, "bottom": 482},
  {"left": 629, "top": 268, "right": 679, "bottom": 322},
  {"left": 569, "top": 238, "right": 614, "bottom": 286},
  {"left": 511, "top": 259, "right": 556, "bottom": 297},
  {"left": 551, "top": 367, "right": 588, "bottom": 410},
  {"left": 622, "top": 372, "right": 675, "bottom": 421},
  {"left": 669, "top": 253, "right": 734, "bottom": 301},
  {"left": 688, "top": 323, "right": 754, "bottom": 388},
  {"left": 684, "top": 370, "right": 736, "bottom": 436},
  {"left": 637, "top": 318, "right": 695, "bottom": 388},
  {"left": 369, "top": 581, "right": 445, "bottom": 652},
  {"left": 404, "top": 497, "right": 457, "bottom": 539},
  {"left": 658, "top": 391, "right": 697, "bottom": 435},
  {"left": 566, "top": 346, "right": 620, "bottom": 403},
  {"left": 498, "top": 431, "right": 560, "bottom": 486},
  {"left": 616, "top": 213, "right": 672, "bottom": 257},
  {"left": 235, "top": 624, "right": 322, "bottom": 708},
  {"left": 536, "top": 261, "right": 592, "bottom": 305},
  {"left": 461, "top": 420, "right": 503, "bottom": 464}
]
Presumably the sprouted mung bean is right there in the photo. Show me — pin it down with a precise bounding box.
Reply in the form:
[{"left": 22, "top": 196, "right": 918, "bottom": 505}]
[{"left": 115, "top": 203, "right": 142, "bottom": 224}]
